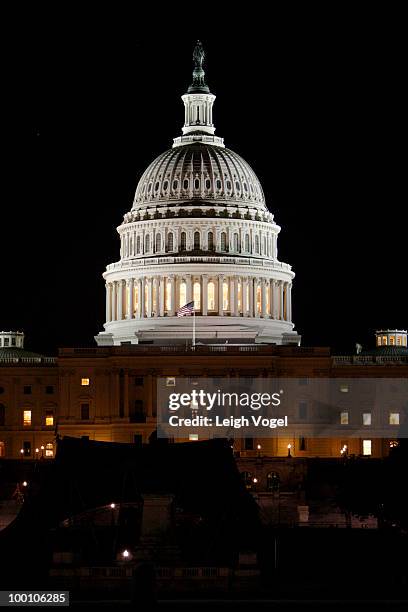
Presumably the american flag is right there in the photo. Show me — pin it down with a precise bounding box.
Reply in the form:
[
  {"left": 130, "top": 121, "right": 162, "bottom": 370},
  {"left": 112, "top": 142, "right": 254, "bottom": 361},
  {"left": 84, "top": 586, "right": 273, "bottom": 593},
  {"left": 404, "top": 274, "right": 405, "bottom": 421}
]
[{"left": 177, "top": 301, "right": 194, "bottom": 317}]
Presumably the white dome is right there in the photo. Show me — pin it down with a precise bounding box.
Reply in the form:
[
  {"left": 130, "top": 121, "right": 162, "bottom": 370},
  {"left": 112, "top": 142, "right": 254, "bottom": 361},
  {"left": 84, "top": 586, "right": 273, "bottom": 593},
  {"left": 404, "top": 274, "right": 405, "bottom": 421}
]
[{"left": 132, "top": 143, "right": 266, "bottom": 211}]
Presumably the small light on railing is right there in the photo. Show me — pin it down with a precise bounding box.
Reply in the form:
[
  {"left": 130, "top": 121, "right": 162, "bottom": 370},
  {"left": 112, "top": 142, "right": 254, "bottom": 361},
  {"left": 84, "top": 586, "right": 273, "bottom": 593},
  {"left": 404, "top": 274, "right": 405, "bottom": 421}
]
[
  {"left": 110, "top": 503, "right": 116, "bottom": 509},
  {"left": 122, "top": 549, "right": 130, "bottom": 559}
]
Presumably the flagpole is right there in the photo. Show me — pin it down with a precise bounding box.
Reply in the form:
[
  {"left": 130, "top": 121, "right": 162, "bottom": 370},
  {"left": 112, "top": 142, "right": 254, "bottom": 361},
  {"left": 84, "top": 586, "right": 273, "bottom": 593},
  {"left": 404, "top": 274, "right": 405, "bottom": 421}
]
[{"left": 192, "top": 306, "right": 196, "bottom": 349}]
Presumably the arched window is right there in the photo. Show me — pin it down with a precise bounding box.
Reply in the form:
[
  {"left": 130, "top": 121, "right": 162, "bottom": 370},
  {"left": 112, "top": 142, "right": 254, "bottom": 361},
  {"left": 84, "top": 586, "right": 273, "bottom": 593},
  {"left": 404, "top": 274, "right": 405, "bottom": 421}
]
[
  {"left": 263, "top": 236, "right": 267, "bottom": 254},
  {"left": 220, "top": 232, "right": 227, "bottom": 252},
  {"left": 267, "top": 471, "right": 281, "bottom": 492},
  {"left": 193, "top": 281, "right": 201, "bottom": 310},
  {"left": 208, "top": 281, "right": 215, "bottom": 310},
  {"left": 255, "top": 235, "right": 260, "bottom": 254},
  {"left": 179, "top": 281, "right": 187, "bottom": 308},
  {"left": 167, "top": 232, "right": 174, "bottom": 252},
  {"left": 194, "top": 178, "right": 200, "bottom": 190},
  {"left": 145, "top": 234, "right": 150, "bottom": 253},
  {"left": 180, "top": 232, "right": 187, "bottom": 251},
  {"left": 136, "top": 235, "right": 141, "bottom": 254},
  {"left": 223, "top": 281, "right": 229, "bottom": 311},
  {"left": 233, "top": 233, "right": 239, "bottom": 252},
  {"left": 0, "top": 404, "right": 5, "bottom": 426},
  {"left": 194, "top": 231, "right": 200, "bottom": 250},
  {"left": 208, "top": 231, "right": 214, "bottom": 251},
  {"left": 183, "top": 179, "right": 189, "bottom": 190},
  {"left": 205, "top": 179, "right": 211, "bottom": 190},
  {"left": 155, "top": 233, "right": 161, "bottom": 252},
  {"left": 245, "top": 234, "right": 250, "bottom": 252}
]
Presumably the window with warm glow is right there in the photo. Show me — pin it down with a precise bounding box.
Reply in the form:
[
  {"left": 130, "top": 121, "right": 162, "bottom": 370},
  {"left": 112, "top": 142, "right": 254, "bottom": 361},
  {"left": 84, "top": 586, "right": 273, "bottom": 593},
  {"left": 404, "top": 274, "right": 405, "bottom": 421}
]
[
  {"left": 81, "top": 378, "right": 90, "bottom": 386},
  {"left": 189, "top": 434, "right": 199, "bottom": 441},
  {"left": 134, "top": 284, "right": 139, "bottom": 315},
  {"left": 382, "top": 336, "right": 387, "bottom": 345},
  {"left": 389, "top": 412, "right": 400, "bottom": 425},
  {"left": 144, "top": 282, "right": 149, "bottom": 316},
  {"left": 208, "top": 282, "right": 215, "bottom": 310},
  {"left": 45, "top": 410, "right": 54, "bottom": 427},
  {"left": 193, "top": 282, "right": 201, "bottom": 309},
  {"left": 363, "top": 439, "right": 372, "bottom": 456},
  {"left": 256, "top": 284, "right": 262, "bottom": 314},
  {"left": 23, "top": 410, "right": 31, "bottom": 426},
  {"left": 389, "top": 336, "right": 395, "bottom": 345},
  {"left": 237, "top": 281, "right": 242, "bottom": 312},
  {"left": 363, "top": 412, "right": 372, "bottom": 426},
  {"left": 266, "top": 285, "right": 270, "bottom": 314},
  {"left": 340, "top": 411, "right": 349, "bottom": 425},
  {"left": 152, "top": 280, "right": 157, "bottom": 314},
  {"left": 179, "top": 281, "right": 187, "bottom": 308},
  {"left": 377, "top": 336, "right": 382, "bottom": 346},
  {"left": 45, "top": 443, "right": 54, "bottom": 458},
  {"left": 222, "top": 281, "right": 229, "bottom": 311}
]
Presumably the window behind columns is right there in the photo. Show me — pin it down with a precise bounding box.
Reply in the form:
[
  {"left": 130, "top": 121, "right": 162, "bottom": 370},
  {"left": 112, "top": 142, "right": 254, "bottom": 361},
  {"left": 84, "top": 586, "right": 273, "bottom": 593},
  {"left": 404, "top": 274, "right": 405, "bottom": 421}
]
[
  {"left": 145, "top": 234, "right": 150, "bottom": 253},
  {"left": 208, "top": 282, "right": 215, "bottom": 310},
  {"left": 234, "top": 233, "right": 239, "bottom": 252},
  {"left": 167, "top": 232, "right": 174, "bottom": 251},
  {"left": 193, "top": 281, "right": 201, "bottom": 309},
  {"left": 194, "top": 231, "right": 200, "bottom": 249},
  {"left": 180, "top": 232, "right": 186, "bottom": 251},
  {"left": 221, "top": 232, "right": 227, "bottom": 251},
  {"left": 245, "top": 234, "right": 250, "bottom": 252},
  {"left": 136, "top": 235, "right": 141, "bottom": 253},
  {"left": 156, "top": 233, "right": 161, "bottom": 252}
]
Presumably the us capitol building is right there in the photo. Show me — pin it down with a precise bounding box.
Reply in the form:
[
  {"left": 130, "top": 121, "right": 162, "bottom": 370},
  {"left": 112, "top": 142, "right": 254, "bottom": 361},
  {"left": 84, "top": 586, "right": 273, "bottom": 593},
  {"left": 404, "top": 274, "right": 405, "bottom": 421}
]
[
  {"left": 96, "top": 41, "right": 300, "bottom": 347},
  {"left": 1, "top": 44, "right": 407, "bottom": 475}
]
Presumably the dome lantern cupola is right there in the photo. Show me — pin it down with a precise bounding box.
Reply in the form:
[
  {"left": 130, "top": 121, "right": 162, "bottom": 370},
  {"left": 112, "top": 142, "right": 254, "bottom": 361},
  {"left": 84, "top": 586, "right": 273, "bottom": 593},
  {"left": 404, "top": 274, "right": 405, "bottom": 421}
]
[{"left": 173, "top": 41, "right": 224, "bottom": 148}]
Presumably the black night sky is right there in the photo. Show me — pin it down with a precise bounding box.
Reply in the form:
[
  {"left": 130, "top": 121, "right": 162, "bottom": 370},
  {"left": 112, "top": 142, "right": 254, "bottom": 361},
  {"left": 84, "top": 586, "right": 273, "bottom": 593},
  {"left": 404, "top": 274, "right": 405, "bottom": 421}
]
[{"left": 2, "top": 13, "right": 406, "bottom": 355}]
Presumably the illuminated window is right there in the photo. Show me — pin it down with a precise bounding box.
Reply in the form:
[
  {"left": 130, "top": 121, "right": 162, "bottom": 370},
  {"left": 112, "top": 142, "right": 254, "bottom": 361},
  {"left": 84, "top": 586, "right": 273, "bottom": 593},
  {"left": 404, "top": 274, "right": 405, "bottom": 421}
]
[
  {"left": 340, "top": 411, "right": 349, "bottom": 425},
  {"left": 340, "top": 384, "right": 349, "bottom": 393},
  {"left": 256, "top": 283, "right": 262, "bottom": 314},
  {"left": 134, "top": 284, "right": 139, "bottom": 315},
  {"left": 189, "top": 434, "right": 199, "bottom": 441},
  {"left": 245, "top": 282, "right": 249, "bottom": 312},
  {"left": 193, "top": 282, "right": 201, "bottom": 309},
  {"left": 165, "top": 280, "right": 172, "bottom": 311},
  {"left": 208, "top": 282, "right": 215, "bottom": 310},
  {"left": 237, "top": 281, "right": 242, "bottom": 312},
  {"left": 45, "top": 411, "right": 54, "bottom": 427},
  {"left": 389, "top": 336, "right": 395, "bottom": 346},
  {"left": 363, "top": 412, "right": 372, "bottom": 426},
  {"left": 382, "top": 335, "right": 387, "bottom": 345},
  {"left": 397, "top": 336, "right": 402, "bottom": 346},
  {"left": 179, "top": 281, "right": 187, "bottom": 308},
  {"left": 81, "top": 378, "right": 90, "bottom": 386},
  {"left": 144, "top": 282, "right": 149, "bottom": 316},
  {"left": 152, "top": 279, "right": 158, "bottom": 314},
  {"left": 266, "top": 284, "right": 270, "bottom": 314},
  {"left": 23, "top": 410, "right": 31, "bottom": 426},
  {"left": 363, "top": 439, "right": 372, "bottom": 456},
  {"left": 377, "top": 336, "right": 382, "bottom": 346},
  {"left": 389, "top": 412, "right": 400, "bottom": 425},
  {"left": 222, "top": 281, "right": 229, "bottom": 311},
  {"left": 45, "top": 443, "right": 54, "bottom": 458}
]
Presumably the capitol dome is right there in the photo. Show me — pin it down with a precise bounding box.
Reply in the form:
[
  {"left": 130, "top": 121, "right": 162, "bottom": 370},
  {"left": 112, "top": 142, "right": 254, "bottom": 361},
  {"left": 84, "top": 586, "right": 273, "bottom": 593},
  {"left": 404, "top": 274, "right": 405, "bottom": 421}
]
[
  {"left": 132, "top": 143, "right": 266, "bottom": 211},
  {"left": 96, "top": 42, "right": 300, "bottom": 347}
]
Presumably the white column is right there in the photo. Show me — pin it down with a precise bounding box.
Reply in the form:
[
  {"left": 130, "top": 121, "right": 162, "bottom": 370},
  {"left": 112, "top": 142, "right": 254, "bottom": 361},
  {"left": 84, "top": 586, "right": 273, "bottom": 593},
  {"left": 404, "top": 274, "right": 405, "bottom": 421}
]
[
  {"left": 288, "top": 283, "right": 292, "bottom": 321},
  {"left": 218, "top": 275, "right": 224, "bottom": 316},
  {"left": 186, "top": 274, "right": 192, "bottom": 303},
  {"left": 280, "top": 281, "right": 284, "bottom": 320},
  {"left": 111, "top": 281, "right": 117, "bottom": 321},
  {"left": 202, "top": 275, "right": 208, "bottom": 316},
  {"left": 106, "top": 284, "right": 111, "bottom": 322},
  {"left": 137, "top": 279, "right": 142, "bottom": 318},
  {"left": 253, "top": 278, "right": 259, "bottom": 317},
  {"left": 118, "top": 280, "right": 123, "bottom": 321},
  {"left": 229, "top": 276, "right": 235, "bottom": 316},
  {"left": 147, "top": 278, "right": 153, "bottom": 317},
  {"left": 242, "top": 277, "right": 248, "bottom": 316},
  {"left": 248, "top": 277, "right": 253, "bottom": 317},
  {"left": 261, "top": 279, "right": 267, "bottom": 318},
  {"left": 170, "top": 275, "right": 176, "bottom": 316},
  {"left": 269, "top": 281, "right": 273, "bottom": 318},
  {"left": 140, "top": 278, "right": 145, "bottom": 318},
  {"left": 234, "top": 277, "right": 239, "bottom": 316},
  {"left": 159, "top": 276, "right": 165, "bottom": 317},
  {"left": 127, "top": 279, "right": 134, "bottom": 319},
  {"left": 273, "top": 280, "right": 278, "bottom": 319}
]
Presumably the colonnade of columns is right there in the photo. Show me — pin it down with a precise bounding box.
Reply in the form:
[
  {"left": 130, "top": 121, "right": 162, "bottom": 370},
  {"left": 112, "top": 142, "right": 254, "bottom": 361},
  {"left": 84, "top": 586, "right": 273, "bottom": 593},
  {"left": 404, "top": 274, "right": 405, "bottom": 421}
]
[{"left": 106, "top": 276, "right": 292, "bottom": 323}]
